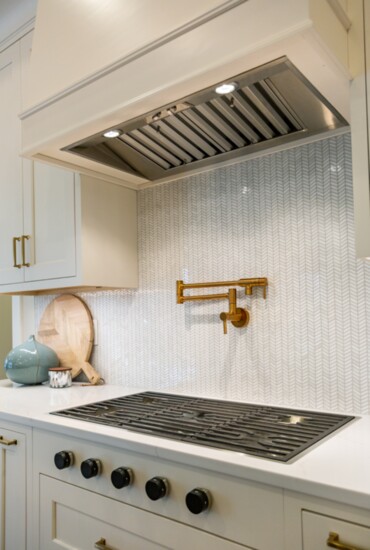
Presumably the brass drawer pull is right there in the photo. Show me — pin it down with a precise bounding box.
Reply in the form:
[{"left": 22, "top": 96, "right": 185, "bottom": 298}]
[
  {"left": 0, "top": 436, "right": 17, "bottom": 446},
  {"left": 94, "top": 538, "right": 115, "bottom": 550},
  {"left": 12, "top": 237, "right": 21, "bottom": 268},
  {"left": 21, "top": 235, "right": 30, "bottom": 267},
  {"left": 327, "top": 531, "right": 366, "bottom": 550}
]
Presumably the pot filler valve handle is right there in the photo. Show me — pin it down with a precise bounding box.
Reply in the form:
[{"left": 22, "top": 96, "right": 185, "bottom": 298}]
[{"left": 219, "top": 289, "right": 249, "bottom": 334}]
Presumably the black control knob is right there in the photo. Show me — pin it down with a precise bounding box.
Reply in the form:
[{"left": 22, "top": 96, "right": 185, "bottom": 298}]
[
  {"left": 145, "top": 477, "right": 169, "bottom": 501},
  {"left": 80, "top": 458, "right": 101, "bottom": 479},
  {"left": 186, "top": 488, "right": 211, "bottom": 514},
  {"left": 111, "top": 467, "right": 133, "bottom": 489},
  {"left": 54, "top": 451, "right": 74, "bottom": 470}
]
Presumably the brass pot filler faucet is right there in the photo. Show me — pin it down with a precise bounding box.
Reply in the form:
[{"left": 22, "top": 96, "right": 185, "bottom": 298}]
[{"left": 176, "top": 278, "right": 268, "bottom": 334}]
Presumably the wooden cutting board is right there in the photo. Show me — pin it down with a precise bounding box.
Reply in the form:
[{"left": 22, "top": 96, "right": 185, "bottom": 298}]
[{"left": 37, "top": 294, "right": 100, "bottom": 384}]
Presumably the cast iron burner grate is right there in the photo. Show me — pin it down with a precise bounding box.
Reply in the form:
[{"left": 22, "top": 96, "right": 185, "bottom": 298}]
[{"left": 51, "top": 392, "right": 355, "bottom": 462}]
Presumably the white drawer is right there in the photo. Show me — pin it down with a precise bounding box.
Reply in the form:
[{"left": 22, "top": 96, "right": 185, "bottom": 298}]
[
  {"left": 40, "top": 475, "right": 250, "bottom": 550},
  {"left": 302, "top": 510, "right": 370, "bottom": 549},
  {"left": 33, "top": 428, "right": 284, "bottom": 549}
]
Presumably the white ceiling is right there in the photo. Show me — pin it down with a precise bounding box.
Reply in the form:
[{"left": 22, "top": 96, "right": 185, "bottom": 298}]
[{"left": 0, "top": 0, "right": 37, "bottom": 45}]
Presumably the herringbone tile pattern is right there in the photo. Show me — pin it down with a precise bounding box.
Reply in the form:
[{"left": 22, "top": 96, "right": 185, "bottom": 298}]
[{"left": 35, "top": 133, "right": 370, "bottom": 414}]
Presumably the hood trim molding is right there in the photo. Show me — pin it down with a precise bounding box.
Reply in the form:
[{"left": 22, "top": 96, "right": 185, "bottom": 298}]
[
  {"left": 21, "top": 0, "right": 351, "bottom": 189},
  {"left": 20, "top": 0, "right": 246, "bottom": 118}
]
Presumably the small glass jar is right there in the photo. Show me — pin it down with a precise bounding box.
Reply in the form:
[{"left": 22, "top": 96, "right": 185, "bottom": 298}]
[{"left": 48, "top": 367, "right": 72, "bottom": 388}]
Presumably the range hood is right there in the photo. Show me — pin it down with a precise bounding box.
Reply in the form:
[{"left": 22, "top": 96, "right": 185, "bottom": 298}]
[
  {"left": 21, "top": 0, "right": 352, "bottom": 189},
  {"left": 64, "top": 57, "right": 347, "bottom": 182}
]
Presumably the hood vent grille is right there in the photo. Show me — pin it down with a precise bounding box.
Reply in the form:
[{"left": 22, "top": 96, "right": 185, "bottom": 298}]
[{"left": 64, "top": 57, "right": 348, "bottom": 182}]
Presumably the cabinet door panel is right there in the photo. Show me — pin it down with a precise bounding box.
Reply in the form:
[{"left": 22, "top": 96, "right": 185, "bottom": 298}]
[
  {"left": 0, "top": 427, "right": 26, "bottom": 550},
  {"left": 24, "top": 163, "right": 76, "bottom": 282},
  {"left": 40, "top": 476, "right": 249, "bottom": 550},
  {"left": 0, "top": 43, "right": 24, "bottom": 285}
]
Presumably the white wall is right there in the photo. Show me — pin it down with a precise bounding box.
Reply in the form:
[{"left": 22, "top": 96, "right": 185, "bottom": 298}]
[{"left": 35, "top": 132, "right": 370, "bottom": 414}]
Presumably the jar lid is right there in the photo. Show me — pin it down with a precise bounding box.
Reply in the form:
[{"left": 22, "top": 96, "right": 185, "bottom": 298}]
[{"left": 48, "top": 367, "right": 72, "bottom": 372}]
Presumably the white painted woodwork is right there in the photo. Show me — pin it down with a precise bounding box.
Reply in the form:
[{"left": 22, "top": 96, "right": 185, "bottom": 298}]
[
  {"left": 0, "top": 172, "right": 138, "bottom": 293},
  {"left": 0, "top": 0, "right": 36, "bottom": 52},
  {"left": 0, "top": 424, "right": 27, "bottom": 550},
  {"left": 19, "top": 29, "right": 33, "bottom": 111},
  {"left": 23, "top": 162, "right": 76, "bottom": 283},
  {"left": 0, "top": 41, "right": 24, "bottom": 285},
  {"left": 0, "top": 33, "right": 77, "bottom": 288},
  {"left": 302, "top": 510, "right": 370, "bottom": 549},
  {"left": 28, "top": 0, "right": 233, "bottom": 109},
  {"left": 39, "top": 476, "right": 249, "bottom": 550},
  {"left": 310, "top": 0, "right": 349, "bottom": 68},
  {"left": 0, "top": 29, "right": 138, "bottom": 294},
  {"left": 79, "top": 174, "right": 137, "bottom": 289},
  {"left": 21, "top": 0, "right": 351, "bottom": 188},
  {"left": 33, "top": 428, "right": 284, "bottom": 550},
  {"left": 348, "top": 0, "right": 370, "bottom": 258},
  {"left": 284, "top": 490, "right": 370, "bottom": 550}
]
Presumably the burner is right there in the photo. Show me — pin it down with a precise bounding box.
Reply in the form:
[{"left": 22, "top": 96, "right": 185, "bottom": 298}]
[
  {"left": 51, "top": 392, "right": 355, "bottom": 462},
  {"left": 277, "top": 415, "right": 311, "bottom": 425}
]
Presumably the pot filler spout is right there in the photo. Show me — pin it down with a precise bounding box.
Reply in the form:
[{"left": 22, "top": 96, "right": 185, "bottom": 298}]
[{"left": 63, "top": 57, "right": 348, "bottom": 183}]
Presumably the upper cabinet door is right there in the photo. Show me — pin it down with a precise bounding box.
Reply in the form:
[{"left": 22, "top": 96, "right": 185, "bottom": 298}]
[
  {"left": 23, "top": 162, "right": 77, "bottom": 283},
  {"left": 0, "top": 41, "right": 24, "bottom": 285}
]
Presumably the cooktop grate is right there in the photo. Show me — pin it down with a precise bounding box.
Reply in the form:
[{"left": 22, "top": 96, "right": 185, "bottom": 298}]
[{"left": 51, "top": 392, "right": 355, "bottom": 462}]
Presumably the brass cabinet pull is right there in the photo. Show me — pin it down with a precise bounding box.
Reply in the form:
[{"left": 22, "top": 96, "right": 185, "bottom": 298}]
[
  {"left": 12, "top": 237, "right": 21, "bottom": 268},
  {"left": 21, "top": 235, "right": 30, "bottom": 267},
  {"left": 327, "top": 531, "right": 366, "bottom": 550},
  {"left": 0, "top": 435, "right": 17, "bottom": 446},
  {"left": 94, "top": 538, "right": 115, "bottom": 550}
]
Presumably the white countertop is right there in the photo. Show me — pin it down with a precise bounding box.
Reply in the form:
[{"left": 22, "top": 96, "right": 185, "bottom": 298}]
[{"left": 0, "top": 381, "right": 369, "bottom": 510}]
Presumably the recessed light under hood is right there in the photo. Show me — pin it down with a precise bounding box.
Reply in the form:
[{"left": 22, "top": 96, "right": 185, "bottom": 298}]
[{"left": 64, "top": 57, "right": 348, "bottom": 182}]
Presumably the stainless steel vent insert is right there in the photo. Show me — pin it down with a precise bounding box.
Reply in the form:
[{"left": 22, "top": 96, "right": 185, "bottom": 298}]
[{"left": 64, "top": 57, "right": 348, "bottom": 181}]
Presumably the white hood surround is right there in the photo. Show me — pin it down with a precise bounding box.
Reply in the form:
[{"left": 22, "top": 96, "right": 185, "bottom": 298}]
[{"left": 21, "top": 0, "right": 351, "bottom": 188}]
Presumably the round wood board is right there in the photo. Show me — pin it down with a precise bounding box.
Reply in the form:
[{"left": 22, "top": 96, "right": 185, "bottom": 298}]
[{"left": 37, "top": 294, "right": 94, "bottom": 379}]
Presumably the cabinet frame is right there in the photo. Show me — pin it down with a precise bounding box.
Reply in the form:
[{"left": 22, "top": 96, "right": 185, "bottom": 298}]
[{"left": 284, "top": 490, "right": 370, "bottom": 550}]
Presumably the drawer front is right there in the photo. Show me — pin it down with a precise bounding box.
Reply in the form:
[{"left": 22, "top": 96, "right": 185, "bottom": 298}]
[
  {"left": 40, "top": 475, "right": 250, "bottom": 550},
  {"left": 302, "top": 510, "right": 370, "bottom": 549},
  {"left": 34, "top": 428, "right": 284, "bottom": 549}
]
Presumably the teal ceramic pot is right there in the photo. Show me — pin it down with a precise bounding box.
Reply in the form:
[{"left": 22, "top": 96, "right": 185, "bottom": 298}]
[{"left": 4, "top": 335, "right": 59, "bottom": 385}]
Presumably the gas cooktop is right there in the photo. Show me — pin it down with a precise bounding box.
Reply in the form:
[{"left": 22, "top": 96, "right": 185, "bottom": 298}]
[{"left": 52, "top": 392, "right": 355, "bottom": 462}]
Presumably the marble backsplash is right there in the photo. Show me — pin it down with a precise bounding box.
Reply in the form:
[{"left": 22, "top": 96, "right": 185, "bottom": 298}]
[{"left": 35, "top": 132, "right": 370, "bottom": 414}]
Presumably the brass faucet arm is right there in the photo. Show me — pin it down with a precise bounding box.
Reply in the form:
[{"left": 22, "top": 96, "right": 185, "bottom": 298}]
[
  {"left": 176, "top": 278, "right": 267, "bottom": 334},
  {"left": 179, "top": 280, "right": 244, "bottom": 290},
  {"left": 177, "top": 278, "right": 268, "bottom": 302},
  {"left": 180, "top": 293, "right": 229, "bottom": 303}
]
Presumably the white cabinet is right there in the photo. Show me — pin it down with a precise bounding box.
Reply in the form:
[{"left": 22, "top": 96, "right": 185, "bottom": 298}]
[
  {"left": 0, "top": 31, "right": 138, "bottom": 294},
  {"left": 21, "top": 162, "right": 76, "bottom": 283},
  {"left": 0, "top": 421, "right": 29, "bottom": 550},
  {"left": 302, "top": 510, "right": 370, "bottom": 549},
  {"left": 0, "top": 39, "right": 23, "bottom": 285},
  {"left": 33, "top": 428, "right": 284, "bottom": 550},
  {"left": 284, "top": 490, "right": 370, "bottom": 550},
  {"left": 39, "top": 476, "right": 249, "bottom": 550},
  {"left": 0, "top": 168, "right": 137, "bottom": 294},
  {"left": 0, "top": 157, "right": 77, "bottom": 289}
]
